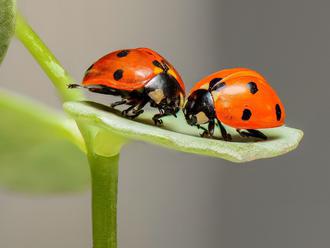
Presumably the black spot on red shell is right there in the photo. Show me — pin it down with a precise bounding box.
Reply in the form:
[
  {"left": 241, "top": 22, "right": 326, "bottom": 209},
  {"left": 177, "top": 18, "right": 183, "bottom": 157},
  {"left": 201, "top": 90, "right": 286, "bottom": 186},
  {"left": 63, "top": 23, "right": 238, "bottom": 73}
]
[
  {"left": 117, "top": 50, "right": 130, "bottom": 58},
  {"left": 209, "top": 78, "right": 223, "bottom": 89},
  {"left": 242, "top": 109, "right": 252, "bottom": 121},
  {"left": 113, "top": 69, "right": 123, "bottom": 81},
  {"left": 275, "top": 104, "right": 281, "bottom": 121},
  {"left": 247, "top": 82, "right": 258, "bottom": 94},
  {"left": 152, "top": 60, "right": 163, "bottom": 68},
  {"left": 212, "top": 82, "right": 226, "bottom": 91}
]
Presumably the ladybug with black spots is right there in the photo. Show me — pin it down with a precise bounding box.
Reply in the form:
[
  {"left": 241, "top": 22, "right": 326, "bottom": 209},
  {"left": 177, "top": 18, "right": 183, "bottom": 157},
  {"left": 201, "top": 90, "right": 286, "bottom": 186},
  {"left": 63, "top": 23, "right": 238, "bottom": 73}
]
[
  {"left": 69, "top": 48, "right": 185, "bottom": 125},
  {"left": 183, "top": 68, "right": 285, "bottom": 141}
]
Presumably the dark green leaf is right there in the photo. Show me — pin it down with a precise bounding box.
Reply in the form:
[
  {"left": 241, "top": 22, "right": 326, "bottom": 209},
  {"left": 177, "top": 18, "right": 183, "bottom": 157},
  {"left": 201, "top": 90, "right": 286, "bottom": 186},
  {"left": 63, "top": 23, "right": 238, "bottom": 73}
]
[{"left": 0, "top": 0, "right": 16, "bottom": 64}]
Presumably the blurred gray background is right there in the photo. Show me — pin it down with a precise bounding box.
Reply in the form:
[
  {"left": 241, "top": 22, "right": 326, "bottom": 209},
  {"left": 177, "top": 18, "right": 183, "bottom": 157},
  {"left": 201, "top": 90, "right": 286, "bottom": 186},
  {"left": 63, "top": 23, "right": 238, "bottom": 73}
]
[{"left": 0, "top": 0, "right": 329, "bottom": 247}]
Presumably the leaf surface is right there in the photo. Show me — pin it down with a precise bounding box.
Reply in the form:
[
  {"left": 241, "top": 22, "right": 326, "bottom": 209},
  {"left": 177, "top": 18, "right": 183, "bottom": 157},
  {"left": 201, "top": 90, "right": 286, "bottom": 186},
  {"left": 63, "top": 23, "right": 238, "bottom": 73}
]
[{"left": 65, "top": 101, "right": 304, "bottom": 163}]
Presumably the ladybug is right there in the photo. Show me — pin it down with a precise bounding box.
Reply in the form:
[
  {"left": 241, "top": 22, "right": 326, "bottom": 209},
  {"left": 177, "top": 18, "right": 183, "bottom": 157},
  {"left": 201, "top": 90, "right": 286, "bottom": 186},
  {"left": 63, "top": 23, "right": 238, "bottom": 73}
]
[
  {"left": 69, "top": 48, "right": 185, "bottom": 125},
  {"left": 183, "top": 68, "right": 285, "bottom": 141}
]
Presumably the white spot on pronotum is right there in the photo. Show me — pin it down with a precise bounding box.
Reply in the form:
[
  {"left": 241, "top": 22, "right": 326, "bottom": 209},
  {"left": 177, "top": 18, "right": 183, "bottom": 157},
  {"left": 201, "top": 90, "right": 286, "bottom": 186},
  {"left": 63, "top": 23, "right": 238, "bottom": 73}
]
[
  {"left": 196, "top": 111, "right": 209, "bottom": 124},
  {"left": 148, "top": 89, "right": 165, "bottom": 104}
]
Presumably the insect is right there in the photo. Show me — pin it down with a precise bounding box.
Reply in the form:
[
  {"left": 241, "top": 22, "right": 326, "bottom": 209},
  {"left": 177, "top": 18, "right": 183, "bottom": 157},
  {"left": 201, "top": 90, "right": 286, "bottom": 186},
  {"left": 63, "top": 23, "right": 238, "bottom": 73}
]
[
  {"left": 183, "top": 68, "right": 285, "bottom": 141},
  {"left": 69, "top": 48, "right": 185, "bottom": 125}
]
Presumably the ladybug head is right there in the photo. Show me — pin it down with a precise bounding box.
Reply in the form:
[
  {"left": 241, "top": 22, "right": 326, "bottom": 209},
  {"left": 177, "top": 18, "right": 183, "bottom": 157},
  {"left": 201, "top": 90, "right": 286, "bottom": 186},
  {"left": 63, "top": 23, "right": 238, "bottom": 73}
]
[{"left": 183, "top": 89, "right": 215, "bottom": 126}]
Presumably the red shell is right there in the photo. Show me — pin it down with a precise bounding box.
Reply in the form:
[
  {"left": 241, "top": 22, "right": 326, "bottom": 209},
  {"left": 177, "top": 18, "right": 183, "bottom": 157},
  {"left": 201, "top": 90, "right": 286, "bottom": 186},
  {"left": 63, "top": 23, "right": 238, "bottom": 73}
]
[
  {"left": 82, "top": 48, "right": 185, "bottom": 91},
  {"left": 194, "top": 68, "right": 286, "bottom": 129},
  {"left": 190, "top": 68, "right": 265, "bottom": 93}
]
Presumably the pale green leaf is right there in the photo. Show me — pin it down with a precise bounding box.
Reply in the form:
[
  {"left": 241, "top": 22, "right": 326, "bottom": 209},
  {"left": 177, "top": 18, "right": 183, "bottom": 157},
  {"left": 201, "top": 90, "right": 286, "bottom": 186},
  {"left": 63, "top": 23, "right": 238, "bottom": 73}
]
[
  {"left": 0, "top": 89, "right": 89, "bottom": 193},
  {"left": 64, "top": 101, "right": 304, "bottom": 163}
]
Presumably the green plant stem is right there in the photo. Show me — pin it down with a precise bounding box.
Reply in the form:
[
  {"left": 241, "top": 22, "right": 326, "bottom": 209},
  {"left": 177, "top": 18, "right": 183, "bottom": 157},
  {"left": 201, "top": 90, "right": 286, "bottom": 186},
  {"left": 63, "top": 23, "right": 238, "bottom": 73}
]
[
  {"left": 88, "top": 153, "right": 119, "bottom": 248},
  {"left": 14, "top": 11, "right": 84, "bottom": 102},
  {"left": 14, "top": 10, "right": 119, "bottom": 247}
]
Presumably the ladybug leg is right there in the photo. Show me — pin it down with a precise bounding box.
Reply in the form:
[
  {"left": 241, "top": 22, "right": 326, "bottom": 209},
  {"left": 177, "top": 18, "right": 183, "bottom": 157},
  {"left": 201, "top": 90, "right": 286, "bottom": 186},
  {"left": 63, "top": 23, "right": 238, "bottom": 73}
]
[
  {"left": 129, "top": 103, "right": 147, "bottom": 118},
  {"left": 246, "top": 129, "right": 267, "bottom": 140},
  {"left": 236, "top": 129, "right": 267, "bottom": 140},
  {"left": 152, "top": 102, "right": 181, "bottom": 126},
  {"left": 200, "top": 119, "right": 215, "bottom": 138},
  {"left": 111, "top": 99, "right": 128, "bottom": 108},
  {"left": 236, "top": 129, "right": 248, "bottom": 137},
  {"left": 152, "top": 109, "right": 172, "bottom": 126},
  {"left": 152, "top": 113, "right": 165, "bottom": 126},
  {"left": 122, "top": 105, "right": 136, "bottom": 117},
  {"left": 196, "top": 124, "right": 208, "bottom": 132},
  {"left": 217, "top": 120, "right": 232, "bottom": 141},
  {"left": 208, "top": 120, "right": 215, "bottom": 136},
  {"left": 122, "top": 99, "right": 148, "bottom": 119},
  {"left": 247, "top": 129, "right": 267, "bottom": 140}
]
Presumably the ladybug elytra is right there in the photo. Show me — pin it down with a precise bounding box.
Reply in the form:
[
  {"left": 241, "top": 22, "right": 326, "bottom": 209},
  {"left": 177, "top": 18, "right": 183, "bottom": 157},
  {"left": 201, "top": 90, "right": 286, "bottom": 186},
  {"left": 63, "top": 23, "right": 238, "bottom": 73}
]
[
  {"left": 183, "top": 68, "right": 285, "bottom": 141},
  {"left": 69, "top": 48, "right": 185, "bottom": 125}
]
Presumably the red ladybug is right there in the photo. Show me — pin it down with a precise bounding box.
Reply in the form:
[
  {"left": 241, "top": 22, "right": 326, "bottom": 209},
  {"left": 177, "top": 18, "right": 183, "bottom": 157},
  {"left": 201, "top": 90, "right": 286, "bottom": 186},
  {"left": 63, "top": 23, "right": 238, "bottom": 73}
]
[
  {"left": 69, "top": 48, "right": 185, "bottom": 125},
  {"left": 183, "top": 68, "right": 285, "bottom": 141}
]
